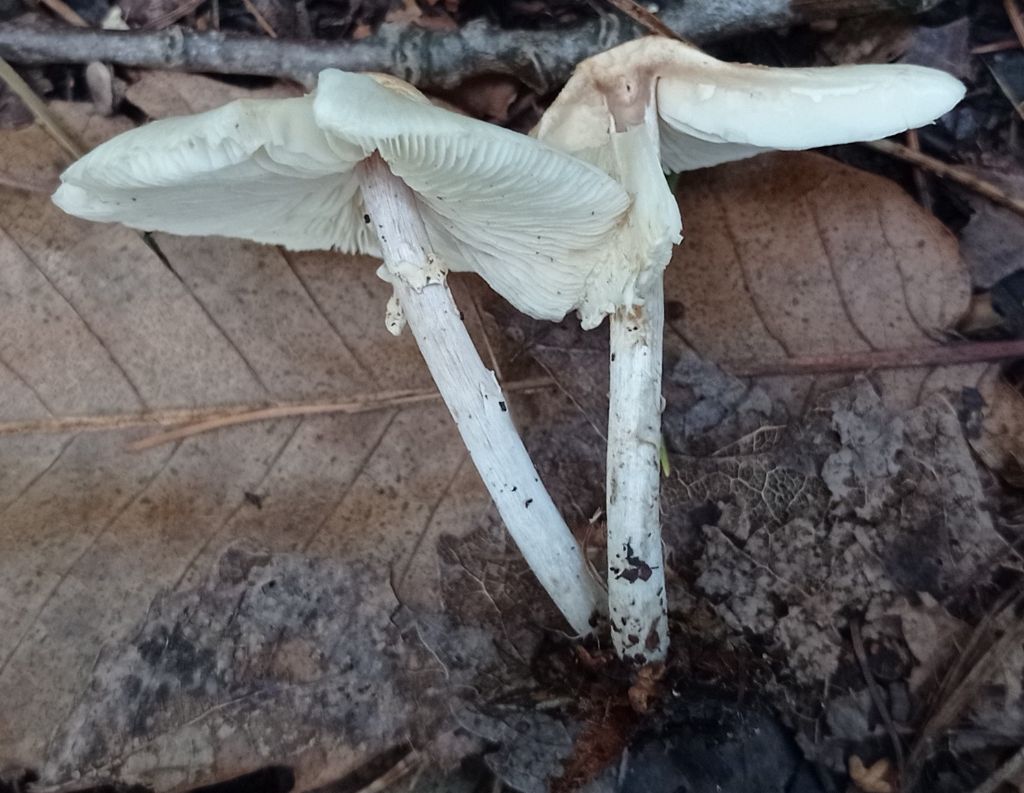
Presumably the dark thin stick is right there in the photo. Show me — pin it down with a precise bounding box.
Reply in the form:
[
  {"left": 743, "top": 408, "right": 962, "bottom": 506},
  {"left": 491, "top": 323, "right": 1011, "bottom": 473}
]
[
  {"left": 725, "top": 339, "right": 1024, "bottom": 378},
  {"left": 968, "top": 745, "right": 1024, "bottom": 793},
  {"left": 602, "top": 0, "right": 683, "bottom": 40},
  {"left": 904, "top": 586, "right": 1024, "bottom": 789},
  {"left": 971, "top": 37, "right": 1021, "bottom": 54},
  {"left": 144, "top": 0, "right": 205, "bottom": 30},
  {"left": 1004, "top": 0, "right": 1024, "bottom": 50},
  {"left": 0, "top": 0, "right": 946, "bottom": 91},
  {"left": 851, "top": 620, "right": 906, "bottom": 785},
  {"left": 866, "top": 139, "right": 1024, "bottom": 217}
]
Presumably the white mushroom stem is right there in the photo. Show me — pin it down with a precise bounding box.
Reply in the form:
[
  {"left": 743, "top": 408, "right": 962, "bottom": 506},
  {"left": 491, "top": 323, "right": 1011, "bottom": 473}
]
[
  {"left": 605, "top": 98, "right": 676, "bottom": 663},
  {"left": 607, "top": 278, "right": 668, "bottom": 662},
  {"left": 357, "top": 154, "right": 603, "bottom": 635}
]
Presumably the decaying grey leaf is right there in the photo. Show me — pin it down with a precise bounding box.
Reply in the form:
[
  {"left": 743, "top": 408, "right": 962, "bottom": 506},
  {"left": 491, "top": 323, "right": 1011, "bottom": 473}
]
[
  {"left": 693, "top": 379, "right": 1000, "bottom": 684},
  {"left": 455, "top": 704, "right": 574, "bottom": 793},
  {"left": 959, "top": 167, "right": 1024, "bottom": 289},
  {"left": 40, "top": 544, "right": 441, "bottom": 792}
]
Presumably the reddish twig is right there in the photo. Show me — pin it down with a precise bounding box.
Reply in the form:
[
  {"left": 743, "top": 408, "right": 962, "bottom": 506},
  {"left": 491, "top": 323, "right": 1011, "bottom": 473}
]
[
  {"left": 971, "top": 38, "right": 1021, "bottom": 54},
  {"left": 725, "top": 339, "right": 1024, "bottom": 378}
]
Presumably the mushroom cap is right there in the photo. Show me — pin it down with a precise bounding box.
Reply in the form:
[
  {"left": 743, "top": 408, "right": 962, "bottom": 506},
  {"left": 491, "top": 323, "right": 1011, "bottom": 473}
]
[
  {"left": 54, "top": 70, "right": 630, "bottom": 323},
  {"left": 535, "top": 36, "right": 966, "bottom": 172}
]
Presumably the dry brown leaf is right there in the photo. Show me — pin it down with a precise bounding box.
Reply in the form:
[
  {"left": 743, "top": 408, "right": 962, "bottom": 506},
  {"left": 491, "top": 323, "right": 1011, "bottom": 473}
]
[
  {"left": 0, "top": 97, "right": 561, "bottom": 791},
  {"left": 0, "top": 101, "right": 132, "bottom": 192},
  {"left": 668, "top": 151, "right": 975, "bottom": 413},
  {"left": 444, "top": 76, "right": 520, "bottom": 123},
  {"left": 124, "top": 71, "right": 302, "bottom": 118},
  {"left": 669, "top": 152, "right": 1024, "bottom": 481}
]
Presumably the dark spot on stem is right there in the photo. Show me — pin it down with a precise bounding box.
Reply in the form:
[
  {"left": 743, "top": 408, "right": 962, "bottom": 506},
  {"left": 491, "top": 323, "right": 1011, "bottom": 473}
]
[
  {"left": 524, "top": 499, "right": 533, "bottom": 508},
  {"left": 499, "top": 401, "right": 507, "bottom": 412},
  {"left": 616, "top": 541, "right": 655, "bottom": 583},
  {"left": 363, "top": 214, "right": 371, "bottom": 224}
]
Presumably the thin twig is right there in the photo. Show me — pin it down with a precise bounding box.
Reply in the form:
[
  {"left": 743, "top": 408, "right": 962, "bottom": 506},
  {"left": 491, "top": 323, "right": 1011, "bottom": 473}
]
[
  {"left": 866, "top": 139, "right": 1024, "bottom": 217},
  {"left": 905, "top": 128, "right": 934, "bottom": 212},
  {"left": 725, "top": 339, "right": 1024, "bottom": 378},
  {"left": 851, "top": 620, "right": 906, "bottom": 784},
  {"left": 353, "top": 750, "right": 421, "bottom": 793},
  {"left": 0, "top": 0, "right": 948, "bottom": 92},
  {"left": 35, "top": 0, "right": 88, "bottom": 27},
  {"left": 0, "top": 56, "right": 83, "bottom": 157},
  {"left": 904, "top": 586, "right": 1024, "bottom": 789},
  {"left": 971, "top": 38, "right": 1021, "bottom": 54},
  {"left": 601, "top": 0, "right": 683, "bottom": 40},
  {"left": 126, "top": 391, "right": 441, "bottom": 450},
  {"left": 129, "top": 376, "right": 554, "bottom": 450},
  {"left": 0, "top": 377, "right": 554, "bottom": 446},
  {"left": 239, "top": 0, "right": 277, "bottom": 38},
  {"left": 144, "top": 0, "right": 206, "bottom": 30},
  {"left": 967, "top": 744, "right": 1024, "bottom": 793},
  {"left": 1004, "top": 0, "right": 1024, "bottom": 50}
]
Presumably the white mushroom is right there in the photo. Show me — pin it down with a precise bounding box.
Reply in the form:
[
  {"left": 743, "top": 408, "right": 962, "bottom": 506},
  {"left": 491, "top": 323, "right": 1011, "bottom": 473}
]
[
  {"left": 534, "top": 36, "right": 966, "bottom": 663},
  {"left": 54, "top": 69, "right": 632, "bottom": 635}
]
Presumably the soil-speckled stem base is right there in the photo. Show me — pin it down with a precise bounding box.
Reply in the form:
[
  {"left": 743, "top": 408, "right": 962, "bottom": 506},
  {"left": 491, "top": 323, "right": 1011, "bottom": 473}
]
[{"left": 607, "top": 276, "right": 668, "bottom": 662}]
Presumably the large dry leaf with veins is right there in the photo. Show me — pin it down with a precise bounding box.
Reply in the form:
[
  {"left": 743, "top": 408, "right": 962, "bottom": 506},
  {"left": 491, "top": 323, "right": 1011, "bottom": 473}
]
[
  {"left": 0, "top": 101, "right": 565, "bottom": 792},
  {"left": 668, "top": 150, "right": 977, "bottom": 412},
  {"left": 667, "top": 153, "right": 1021, "bottom": 479}
]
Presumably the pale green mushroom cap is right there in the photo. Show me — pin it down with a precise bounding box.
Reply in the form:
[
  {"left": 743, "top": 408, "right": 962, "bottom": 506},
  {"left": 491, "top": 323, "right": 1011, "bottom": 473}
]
[{"left": 54, "top": 69, "right": 630, "bottom": 325}]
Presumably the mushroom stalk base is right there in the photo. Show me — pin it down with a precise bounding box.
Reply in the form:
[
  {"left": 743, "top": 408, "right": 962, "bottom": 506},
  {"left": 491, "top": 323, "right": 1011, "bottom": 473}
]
[
  {"left": 358, "top": 155, "right": 602, "bottom": 636},
  {"left": 607, "top": 276, "right": 668, "bottom": 663}
]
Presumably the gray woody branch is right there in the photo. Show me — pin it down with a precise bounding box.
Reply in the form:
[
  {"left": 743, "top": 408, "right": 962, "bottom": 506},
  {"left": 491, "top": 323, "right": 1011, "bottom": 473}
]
[{"left": 0, "top": 0, "right": 942, "bottom": 92}]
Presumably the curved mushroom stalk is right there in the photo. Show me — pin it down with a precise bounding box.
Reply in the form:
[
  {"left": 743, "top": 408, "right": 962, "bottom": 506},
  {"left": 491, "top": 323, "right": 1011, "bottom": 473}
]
[{"left": 358, "top": 154, "right": 603, "bottom": 635}]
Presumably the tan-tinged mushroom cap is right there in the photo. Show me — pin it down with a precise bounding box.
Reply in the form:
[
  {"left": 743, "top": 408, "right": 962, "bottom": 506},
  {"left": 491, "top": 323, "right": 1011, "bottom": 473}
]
[
  {"left": 54, "top": 69, "right": 630, "bottom": 324},
  {"left": 536, "top": 36, "right": 966, "bottom": 173}
]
